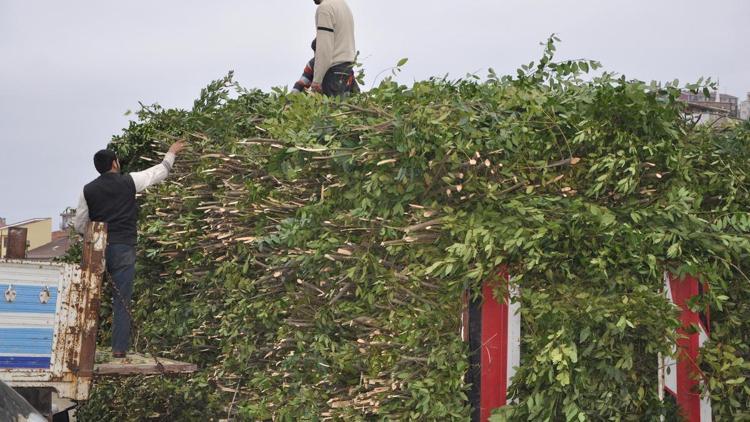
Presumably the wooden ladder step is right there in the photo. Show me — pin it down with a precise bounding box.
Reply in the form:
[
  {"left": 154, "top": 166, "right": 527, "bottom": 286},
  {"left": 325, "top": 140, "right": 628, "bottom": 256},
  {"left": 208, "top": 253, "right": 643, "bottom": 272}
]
[{"left": 94, "top": 352, "right": 197, "bottom": 376}]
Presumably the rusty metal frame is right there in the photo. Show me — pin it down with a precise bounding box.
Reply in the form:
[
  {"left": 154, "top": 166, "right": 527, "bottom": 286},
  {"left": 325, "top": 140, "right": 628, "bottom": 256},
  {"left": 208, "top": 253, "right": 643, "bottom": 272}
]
[{"left": 0, "top": 222, "right": 107, "bottom": 401}]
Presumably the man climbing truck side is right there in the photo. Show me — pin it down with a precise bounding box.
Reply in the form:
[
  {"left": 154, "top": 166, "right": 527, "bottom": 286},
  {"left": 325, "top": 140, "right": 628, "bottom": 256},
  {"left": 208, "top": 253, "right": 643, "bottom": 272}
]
[
  {"left": 311, "top": 0, "right": 357, "bottom": 97},
  {"left": 73, "top": 140, "right": 187, "bottom": 358}
]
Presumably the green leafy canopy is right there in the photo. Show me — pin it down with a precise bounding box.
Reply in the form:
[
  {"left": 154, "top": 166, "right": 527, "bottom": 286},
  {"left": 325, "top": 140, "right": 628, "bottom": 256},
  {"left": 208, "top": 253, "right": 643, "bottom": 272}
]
[{"left": 76, "top": 37, "right": 750, "bottom": 421}]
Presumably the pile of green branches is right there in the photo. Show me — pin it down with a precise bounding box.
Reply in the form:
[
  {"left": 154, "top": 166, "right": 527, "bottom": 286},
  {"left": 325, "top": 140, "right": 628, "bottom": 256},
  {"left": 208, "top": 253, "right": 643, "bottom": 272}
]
[{"left": 77, "top": 39, "right": 750, "bottom": 421}]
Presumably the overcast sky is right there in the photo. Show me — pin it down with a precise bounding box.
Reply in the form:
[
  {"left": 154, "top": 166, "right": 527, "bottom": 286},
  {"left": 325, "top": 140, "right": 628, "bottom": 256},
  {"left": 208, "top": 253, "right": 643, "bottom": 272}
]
[{"left": 1, "top": 0, "right": 748, "bottom": 227}]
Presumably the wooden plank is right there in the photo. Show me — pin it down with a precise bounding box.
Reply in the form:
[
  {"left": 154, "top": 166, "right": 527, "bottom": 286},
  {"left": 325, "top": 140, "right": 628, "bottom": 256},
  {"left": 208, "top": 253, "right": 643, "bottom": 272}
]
[{"left": 94, "top": 353, "right": 197, "bottom": 375}]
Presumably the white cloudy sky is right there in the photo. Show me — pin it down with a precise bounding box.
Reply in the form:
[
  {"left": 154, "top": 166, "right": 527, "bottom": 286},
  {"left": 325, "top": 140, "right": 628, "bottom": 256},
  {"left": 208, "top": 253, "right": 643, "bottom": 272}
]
[{"left": 1, "top": 0, "right": 748, "bottom": 227}]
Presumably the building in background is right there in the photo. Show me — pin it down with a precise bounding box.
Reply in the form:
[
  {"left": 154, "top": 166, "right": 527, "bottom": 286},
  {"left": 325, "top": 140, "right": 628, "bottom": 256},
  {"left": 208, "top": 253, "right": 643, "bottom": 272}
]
[
  {"left": 680, "top": 89, "right": 742, "bottom": 126},
  {"left": 740, "top": 93, "right": 750, "bottom": 121},
  {"left": 0, "top": 209, "right": 75, "bottom": 260},
  {"left": 680, "top": 90, "right": 739, "bottom": 119},
  {"left": 0, "top": 218, "right": 52, "bottom": 257},
  {"left": 25, "top": 229, "right": 72, "bottom": 261}
]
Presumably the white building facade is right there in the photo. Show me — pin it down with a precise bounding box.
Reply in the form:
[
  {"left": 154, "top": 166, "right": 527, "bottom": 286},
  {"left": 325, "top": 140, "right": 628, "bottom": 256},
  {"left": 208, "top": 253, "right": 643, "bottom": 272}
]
[{"left": 740, "top": 93, "right": 750, "bottom": 121}]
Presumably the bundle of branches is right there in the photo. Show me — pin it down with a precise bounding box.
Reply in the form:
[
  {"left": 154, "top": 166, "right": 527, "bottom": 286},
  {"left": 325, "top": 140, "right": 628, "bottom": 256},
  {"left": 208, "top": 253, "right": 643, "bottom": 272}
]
[{"left": 77, "top": 39, "right": 750, "bottom": 421}]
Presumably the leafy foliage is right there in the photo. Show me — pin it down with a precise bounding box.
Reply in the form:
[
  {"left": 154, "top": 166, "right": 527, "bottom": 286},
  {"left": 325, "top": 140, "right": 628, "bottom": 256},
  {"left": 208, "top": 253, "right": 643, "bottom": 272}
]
[{"left": 76, "top": 39, "right": 750, "bottom": 421}]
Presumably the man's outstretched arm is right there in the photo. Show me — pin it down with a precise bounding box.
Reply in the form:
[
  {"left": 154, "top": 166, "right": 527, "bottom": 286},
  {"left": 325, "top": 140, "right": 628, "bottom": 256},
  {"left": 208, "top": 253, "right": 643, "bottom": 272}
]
[
  {"left": 73, "top": 193, "right": 90, "bottom": 235},
  {"left": 130, "top": 140, "right": 186, "bottom": 193}
]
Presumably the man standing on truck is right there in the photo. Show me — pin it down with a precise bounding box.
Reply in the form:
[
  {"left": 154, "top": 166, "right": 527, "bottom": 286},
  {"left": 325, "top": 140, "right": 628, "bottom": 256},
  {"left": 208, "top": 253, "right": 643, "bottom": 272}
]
[
  {"left": 73, "top": 140, "right": 186, "bottom": 358},
  {"left": 310, "top": 0, "right": 357, "bottom": 97}
]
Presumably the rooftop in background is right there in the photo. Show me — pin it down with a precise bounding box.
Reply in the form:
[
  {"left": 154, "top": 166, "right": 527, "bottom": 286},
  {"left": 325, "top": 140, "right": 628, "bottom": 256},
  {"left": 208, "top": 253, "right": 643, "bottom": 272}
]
[
  {"left": 680, "top": 91, "right": 738, "bottom": 103},
  {"left": 1, "top": 218, "right": 63, "bottom": 260},
  {"left": 26, "top": 230, "right": 73, "bottom": 261},
  {"left": 0, "top": 218, "right": 50, "bottom": 231},
  {"left": 679, "top": 90, "right": 740, "bottom": 119},
  {"left": 52, "top": 230, "right": 68, "bottom": 242}
]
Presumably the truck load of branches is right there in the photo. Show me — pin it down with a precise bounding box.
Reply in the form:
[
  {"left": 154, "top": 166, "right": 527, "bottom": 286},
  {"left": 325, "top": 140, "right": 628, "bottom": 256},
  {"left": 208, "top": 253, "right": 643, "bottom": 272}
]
[{"left": 77, "top": 40, "right": 750, "bottom": 420}]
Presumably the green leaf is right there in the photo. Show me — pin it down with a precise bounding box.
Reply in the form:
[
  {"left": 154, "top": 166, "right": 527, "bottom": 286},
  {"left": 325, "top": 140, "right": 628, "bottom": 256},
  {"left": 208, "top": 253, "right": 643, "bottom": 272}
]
[
  {"left": 556, "top": 371, "right": 570, "bottom": 386},
  {"left": 580, "top": 327, "right": 591, "bottom": 342},
  {"left": 667, "top": 243, "right": 682, "bottom": 258}
]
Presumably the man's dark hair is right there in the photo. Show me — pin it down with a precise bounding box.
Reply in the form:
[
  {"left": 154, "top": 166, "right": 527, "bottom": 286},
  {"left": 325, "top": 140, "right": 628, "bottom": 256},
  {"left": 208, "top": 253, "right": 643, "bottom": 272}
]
[
  {"left": 311, "top": 38, "right": 317, "bottom": 51},
  {"left": 94, "top": 149, "right": 117, "bottom": 174}
]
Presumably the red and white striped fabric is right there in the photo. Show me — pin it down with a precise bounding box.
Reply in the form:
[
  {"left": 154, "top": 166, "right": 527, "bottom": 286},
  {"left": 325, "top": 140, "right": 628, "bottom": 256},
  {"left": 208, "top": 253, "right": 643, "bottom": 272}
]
[
  {"left": 463, "top": 268, "right": 521, "bottom": 421},
  {"left": 660, "top": 272, "right": 712, "bottom": 422}
]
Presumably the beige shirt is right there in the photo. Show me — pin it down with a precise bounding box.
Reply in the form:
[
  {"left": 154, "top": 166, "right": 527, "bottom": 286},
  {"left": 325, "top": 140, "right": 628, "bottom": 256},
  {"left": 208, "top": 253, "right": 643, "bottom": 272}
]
[{"left": 314, "top": 0, "right": 356, "bottom": 85}]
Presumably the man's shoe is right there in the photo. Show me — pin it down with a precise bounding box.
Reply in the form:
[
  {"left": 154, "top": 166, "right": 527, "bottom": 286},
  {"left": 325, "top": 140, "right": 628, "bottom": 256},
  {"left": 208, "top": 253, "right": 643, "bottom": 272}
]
[{"left": 112, "top": 351, "right": 126, "bottom": 359}]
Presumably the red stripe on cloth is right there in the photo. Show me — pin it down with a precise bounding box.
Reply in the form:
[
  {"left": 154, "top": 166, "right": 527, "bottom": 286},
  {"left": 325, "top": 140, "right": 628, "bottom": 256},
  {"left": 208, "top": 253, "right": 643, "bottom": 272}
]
[
  {"left": 668, "top": 274, "right": 707, "bottom": 422},
  {"left": 480, "top": 267, "right": 510, "bottom": 421}
]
